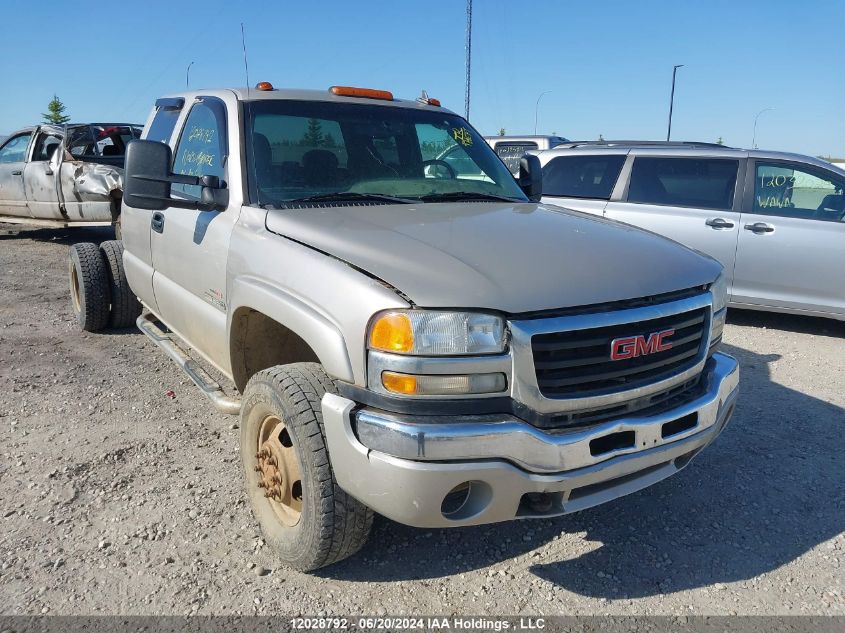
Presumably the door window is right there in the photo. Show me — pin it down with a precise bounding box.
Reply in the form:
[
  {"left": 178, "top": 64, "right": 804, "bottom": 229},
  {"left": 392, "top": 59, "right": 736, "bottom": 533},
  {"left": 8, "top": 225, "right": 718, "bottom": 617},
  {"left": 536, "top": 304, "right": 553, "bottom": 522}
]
[
  {"left": 753, "top": 162, "right": 845, "bottom": 222},
  {"left": 172, "top": 98, "right": 227, "bottom": 198},
  {"left": 628, "top": 157, "right": 738, "bottom": 210},
  {"left": 495, "top": 142, "right": 538, "bottom": 174},
  {"left": 542, "top": 154, "right": 626, "bottom": 199},
  {"left": 0, "top": 134, "right": 32, "bottom": 163},
  {"left": 32, "top": 133, "right": 63, "bottom": 161}
]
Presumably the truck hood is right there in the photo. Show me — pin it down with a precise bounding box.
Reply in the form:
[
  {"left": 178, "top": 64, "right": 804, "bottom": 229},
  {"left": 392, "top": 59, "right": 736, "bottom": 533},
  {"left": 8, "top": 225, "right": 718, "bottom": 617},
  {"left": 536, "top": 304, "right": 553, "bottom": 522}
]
[{"left": 265, "top": 202, "right": 721, "bottom": 314}]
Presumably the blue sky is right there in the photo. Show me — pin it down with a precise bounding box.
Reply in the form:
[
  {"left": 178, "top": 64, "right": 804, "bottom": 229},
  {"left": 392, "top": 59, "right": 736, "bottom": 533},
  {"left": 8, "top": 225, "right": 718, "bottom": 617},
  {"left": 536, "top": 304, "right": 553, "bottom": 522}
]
[{"left": 2, "top": 0, "right": 843, "bottom": 156}]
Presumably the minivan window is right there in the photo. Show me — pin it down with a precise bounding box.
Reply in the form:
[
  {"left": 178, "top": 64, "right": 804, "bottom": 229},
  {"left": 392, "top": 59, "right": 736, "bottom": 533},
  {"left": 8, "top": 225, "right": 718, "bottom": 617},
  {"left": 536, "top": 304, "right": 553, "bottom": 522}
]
[
  {"left": 628, "top": 157, "right": 738, "bottom": 210},
  {"left": 495, "top": 142, "right": 538, "bottom": 174},
  {"left": 542, "top": 155, "right": 626, "bottom": 200},
  {"left": 754, "top": 162, "right": 845, "bottom": 222}
]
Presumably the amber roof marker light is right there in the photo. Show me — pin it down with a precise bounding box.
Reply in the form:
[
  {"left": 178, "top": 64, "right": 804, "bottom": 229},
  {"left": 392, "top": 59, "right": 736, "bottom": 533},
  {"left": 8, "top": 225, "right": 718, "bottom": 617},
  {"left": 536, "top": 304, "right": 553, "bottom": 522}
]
[
  {"left": 330, "top": 86, "right": 394, "bottom": 101},
  {"left": 255, "top": 81, "right": 275, "bottom": 91},
  {"left": 416, "top": 90, "right": 441, "bottom": 107}
]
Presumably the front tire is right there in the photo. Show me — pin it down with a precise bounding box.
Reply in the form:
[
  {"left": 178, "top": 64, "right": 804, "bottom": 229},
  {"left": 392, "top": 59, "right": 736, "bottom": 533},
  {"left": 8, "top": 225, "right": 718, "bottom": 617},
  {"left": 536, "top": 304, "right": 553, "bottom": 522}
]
[
  {"left": 69, "top": 242, "right": 111, "bottom": 332},
  {"left": 240, "top": 363, "right": 373, "bottom": 571}
]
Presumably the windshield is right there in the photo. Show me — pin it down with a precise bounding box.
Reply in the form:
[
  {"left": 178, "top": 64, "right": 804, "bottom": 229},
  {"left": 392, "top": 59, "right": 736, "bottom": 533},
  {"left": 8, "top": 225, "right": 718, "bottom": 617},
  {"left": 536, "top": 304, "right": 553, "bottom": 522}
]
[{"left": 245, "top": 100, "right": 527, "bottom": 206}]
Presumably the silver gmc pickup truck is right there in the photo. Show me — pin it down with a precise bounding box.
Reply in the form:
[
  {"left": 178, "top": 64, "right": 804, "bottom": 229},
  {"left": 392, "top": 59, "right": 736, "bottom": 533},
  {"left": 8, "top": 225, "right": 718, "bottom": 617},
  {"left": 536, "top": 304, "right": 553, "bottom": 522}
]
[{"left": 68, "top": 84, "right": 739, "bottom": 571}]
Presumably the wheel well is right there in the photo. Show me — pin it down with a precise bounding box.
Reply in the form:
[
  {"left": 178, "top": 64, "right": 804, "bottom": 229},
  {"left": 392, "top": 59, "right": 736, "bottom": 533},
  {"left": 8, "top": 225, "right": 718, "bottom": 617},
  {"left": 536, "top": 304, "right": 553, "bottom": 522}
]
[{"left": 230, "top": 308, "right": 319, "bottom": 393}]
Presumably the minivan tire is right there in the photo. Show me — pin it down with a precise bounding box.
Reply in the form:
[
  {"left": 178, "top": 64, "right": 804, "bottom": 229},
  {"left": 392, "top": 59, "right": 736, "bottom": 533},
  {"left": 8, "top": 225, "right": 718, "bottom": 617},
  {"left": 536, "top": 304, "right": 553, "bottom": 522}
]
[
  {"left": 99, "top": 240, "right": 141, "bottom": 328},
  {"left": 240, "top": 363, "right": 373, "bottom": 571},
  {"left": 69, "top": 242, "right": 111, "bottom": 332}
]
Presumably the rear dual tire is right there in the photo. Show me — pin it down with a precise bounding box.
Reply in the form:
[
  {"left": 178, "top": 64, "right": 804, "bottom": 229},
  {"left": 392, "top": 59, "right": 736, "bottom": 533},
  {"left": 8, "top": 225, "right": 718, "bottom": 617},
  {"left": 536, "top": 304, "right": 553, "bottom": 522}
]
[{"left": 69, "top": 240, "right": 141, "bottom": 332}]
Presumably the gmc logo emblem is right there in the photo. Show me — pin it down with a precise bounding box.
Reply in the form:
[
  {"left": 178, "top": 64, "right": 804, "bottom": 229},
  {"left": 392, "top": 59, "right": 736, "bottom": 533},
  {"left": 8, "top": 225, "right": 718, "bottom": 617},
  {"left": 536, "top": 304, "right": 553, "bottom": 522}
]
[{"left": 610, "top": 329, "right": 675, "bottom": 361}]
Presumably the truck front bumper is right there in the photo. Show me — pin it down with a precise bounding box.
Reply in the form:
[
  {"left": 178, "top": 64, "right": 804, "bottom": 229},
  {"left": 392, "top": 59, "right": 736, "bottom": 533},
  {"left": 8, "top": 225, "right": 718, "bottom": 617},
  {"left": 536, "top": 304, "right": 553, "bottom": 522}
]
[{"left": 322, "top": 352, "right": 739, "bottom": 528}]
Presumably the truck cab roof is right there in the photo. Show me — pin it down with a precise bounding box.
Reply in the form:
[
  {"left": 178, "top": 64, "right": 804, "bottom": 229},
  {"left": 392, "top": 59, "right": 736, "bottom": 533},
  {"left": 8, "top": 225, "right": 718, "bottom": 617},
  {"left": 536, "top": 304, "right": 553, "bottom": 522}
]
[{"left": 158, "top": 86, "right": 452, "bottom": 113}]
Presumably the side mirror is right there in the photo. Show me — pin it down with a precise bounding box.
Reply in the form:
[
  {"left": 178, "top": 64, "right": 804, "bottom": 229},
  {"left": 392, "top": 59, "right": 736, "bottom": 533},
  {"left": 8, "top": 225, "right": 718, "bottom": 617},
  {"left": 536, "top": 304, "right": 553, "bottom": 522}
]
[
  {"left": 123, "top": 139, "right": 228, "bottom": 211},
  {"left": 518, "top": 154, "right": 543, "bottom": 202}
]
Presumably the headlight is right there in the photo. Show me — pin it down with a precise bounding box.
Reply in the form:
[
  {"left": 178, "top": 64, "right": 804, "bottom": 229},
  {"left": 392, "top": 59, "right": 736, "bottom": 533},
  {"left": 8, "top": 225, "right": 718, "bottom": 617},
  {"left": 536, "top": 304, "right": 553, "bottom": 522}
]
[
  {"left": 710, "top": 273, "right": 728, "bottom": 313},
  {"left": 368, "top": 310, "right": 506, "bottom": 356}
]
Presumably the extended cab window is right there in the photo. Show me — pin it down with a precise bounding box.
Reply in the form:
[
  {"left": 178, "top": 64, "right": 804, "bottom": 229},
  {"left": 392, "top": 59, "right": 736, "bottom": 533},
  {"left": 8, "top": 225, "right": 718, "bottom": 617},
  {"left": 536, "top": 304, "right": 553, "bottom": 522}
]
[
  {"left": 542, "top": 154, "right": 626, "bottom": 199},
  {"left": 146, "top": 105, "right": 182, "bottom": 144},
  {"left": 0, "top": 133, "right": 31, "bottom": 163},
  {"left": 495, "top": 142, "right": 538, "bottom": 175},
  {"left": 754, "top": 162, "right": 845, "bottom": 222},
  {"left": 628, "top": 157, "right": 738, "bottom": 210},
  {"left": 172, "top": 98, "right": 227, "bottom": 198},
  {"left": 245, "top": 100, "right": 524, "bottom": 206}
]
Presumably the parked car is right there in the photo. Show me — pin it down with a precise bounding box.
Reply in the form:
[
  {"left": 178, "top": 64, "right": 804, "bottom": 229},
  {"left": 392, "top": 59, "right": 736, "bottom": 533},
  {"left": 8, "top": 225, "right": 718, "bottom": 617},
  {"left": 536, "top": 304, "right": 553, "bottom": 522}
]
[
  {"left": 68, "top": 85, "right": 737, "bottom": 571},
  {"left": 535, "top": 141, "right": 845, "bottom": 321},
  {"left": 485, "top": 135, "right": 570, "bottom": 174},
  {"left": 0, "top": 123, "right": 142, "bottom": 234}
]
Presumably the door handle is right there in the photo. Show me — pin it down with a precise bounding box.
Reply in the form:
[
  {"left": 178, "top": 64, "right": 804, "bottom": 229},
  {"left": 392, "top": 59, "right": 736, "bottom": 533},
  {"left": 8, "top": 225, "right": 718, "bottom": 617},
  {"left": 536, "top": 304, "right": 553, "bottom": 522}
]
[
  {"left": 151, "top": 212, "right": 165, "bottom": 234},
  {"left": 744, "top": 222, "right": 775, "bottom": 234},
  {"left": 11, "top": 170, "right": 22, "bottom": 176},
  {"left": 705, "top": 217, "right": 735, "bottom": 229}
]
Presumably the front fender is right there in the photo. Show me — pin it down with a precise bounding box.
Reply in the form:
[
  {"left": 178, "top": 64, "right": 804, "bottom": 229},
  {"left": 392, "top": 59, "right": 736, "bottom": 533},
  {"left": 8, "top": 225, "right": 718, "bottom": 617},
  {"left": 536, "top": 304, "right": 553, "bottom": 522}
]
[{"left": 227, "top": 276, "right": 354, "bottom": 383}]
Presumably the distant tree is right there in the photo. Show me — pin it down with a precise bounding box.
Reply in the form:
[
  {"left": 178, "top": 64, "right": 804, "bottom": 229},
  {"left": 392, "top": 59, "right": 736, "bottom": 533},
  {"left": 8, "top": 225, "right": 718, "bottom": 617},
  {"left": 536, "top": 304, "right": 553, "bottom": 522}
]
[
  {"left": 716, "top": 136, "right": 725, "bottom": 145},
  {"left": 302, "top": 118, "right": 323, "bottom": 146},
  {"left": 42, "top": 94, "right": 70, "bottom": 124},
  {"left": 498, "top": 128, "right": 506, "bottom": 136},
  {"left": 323, "top": 132, "right": 337, "bottom": 148}
]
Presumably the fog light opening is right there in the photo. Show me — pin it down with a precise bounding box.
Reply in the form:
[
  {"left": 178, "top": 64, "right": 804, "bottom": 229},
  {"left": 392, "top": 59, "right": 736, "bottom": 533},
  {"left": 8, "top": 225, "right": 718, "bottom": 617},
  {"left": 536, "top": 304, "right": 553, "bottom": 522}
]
[{"left": 440, "top": 480, "right": 493, "bottom": 521}]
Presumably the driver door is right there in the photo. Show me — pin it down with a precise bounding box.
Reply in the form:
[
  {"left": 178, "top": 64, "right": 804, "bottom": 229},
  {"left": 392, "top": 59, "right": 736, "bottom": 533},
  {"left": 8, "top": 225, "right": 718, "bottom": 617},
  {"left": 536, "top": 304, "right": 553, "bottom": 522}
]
[
  {"left": 149, "top": 95, "right": 239, "bottom": 371},
  {"left": 0, "top": 132, "right": 33, "bottom": 216},
  {"left": 733, "top": 159, "right": 845, "bottom": 317}
]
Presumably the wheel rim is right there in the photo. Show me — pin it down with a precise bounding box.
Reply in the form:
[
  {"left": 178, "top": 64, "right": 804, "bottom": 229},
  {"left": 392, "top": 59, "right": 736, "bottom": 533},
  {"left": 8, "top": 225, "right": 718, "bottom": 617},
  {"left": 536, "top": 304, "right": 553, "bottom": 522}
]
[
  {"left": 70, "top": 261, "right": 81, "bottom": 313},
  {"left": 255, "top": 414, "right": 302, "bottom": 527}
]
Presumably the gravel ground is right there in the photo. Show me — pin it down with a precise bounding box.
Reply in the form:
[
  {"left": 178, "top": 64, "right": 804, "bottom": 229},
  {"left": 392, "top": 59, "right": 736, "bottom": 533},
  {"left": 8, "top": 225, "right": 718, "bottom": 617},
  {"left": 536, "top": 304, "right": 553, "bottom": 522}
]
[{"left": 0, "top": 224, "right": 843, "bottom": 617}]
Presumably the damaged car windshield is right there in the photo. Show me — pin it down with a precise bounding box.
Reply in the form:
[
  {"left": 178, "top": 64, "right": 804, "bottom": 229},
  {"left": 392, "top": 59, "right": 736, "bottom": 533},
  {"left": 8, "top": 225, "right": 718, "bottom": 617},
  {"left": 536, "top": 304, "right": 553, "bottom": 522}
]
[{"left": 245, "top": 100, "right": 527, "bottom": 207}]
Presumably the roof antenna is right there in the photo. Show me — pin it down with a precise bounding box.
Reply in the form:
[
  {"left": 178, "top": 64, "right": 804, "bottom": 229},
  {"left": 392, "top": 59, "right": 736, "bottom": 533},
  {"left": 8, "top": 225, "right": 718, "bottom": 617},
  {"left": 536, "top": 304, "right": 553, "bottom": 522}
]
[{"left": 241, "top": 23, "right": 250, "bottom": 100}]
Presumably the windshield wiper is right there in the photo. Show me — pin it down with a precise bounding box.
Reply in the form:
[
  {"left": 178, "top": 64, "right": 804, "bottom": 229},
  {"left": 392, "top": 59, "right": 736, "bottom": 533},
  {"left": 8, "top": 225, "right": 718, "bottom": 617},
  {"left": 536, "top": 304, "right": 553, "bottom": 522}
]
[
  {"left": 281, "top": 192, "right": 416, "bottom": 206},
  {"left": 418, "top": 191, "right": 521, "bottom": 203}
]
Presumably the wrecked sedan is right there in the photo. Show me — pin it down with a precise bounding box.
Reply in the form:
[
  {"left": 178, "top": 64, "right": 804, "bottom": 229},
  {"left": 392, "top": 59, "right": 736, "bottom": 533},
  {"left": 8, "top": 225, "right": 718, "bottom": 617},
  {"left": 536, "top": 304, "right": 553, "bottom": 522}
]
[{"left": 0, "top": 123, "right": 141, "bottom": 234}]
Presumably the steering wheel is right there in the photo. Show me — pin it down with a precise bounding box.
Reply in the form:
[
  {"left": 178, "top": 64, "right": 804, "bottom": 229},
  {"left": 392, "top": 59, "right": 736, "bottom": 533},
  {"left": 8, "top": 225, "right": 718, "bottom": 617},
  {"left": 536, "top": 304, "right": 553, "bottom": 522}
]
[{"left": 422, "top": 159, "right": 457, "bottom": 179}]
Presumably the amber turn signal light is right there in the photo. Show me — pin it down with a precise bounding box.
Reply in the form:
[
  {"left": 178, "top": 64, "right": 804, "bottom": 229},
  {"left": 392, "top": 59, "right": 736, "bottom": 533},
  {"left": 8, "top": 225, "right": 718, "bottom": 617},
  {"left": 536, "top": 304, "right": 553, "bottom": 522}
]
[
  {"left": 369, "top": 312, "right": 414, "bottom": 353},
  {"left": 330, "top": 86, "right": 394, "bottom": 101}
]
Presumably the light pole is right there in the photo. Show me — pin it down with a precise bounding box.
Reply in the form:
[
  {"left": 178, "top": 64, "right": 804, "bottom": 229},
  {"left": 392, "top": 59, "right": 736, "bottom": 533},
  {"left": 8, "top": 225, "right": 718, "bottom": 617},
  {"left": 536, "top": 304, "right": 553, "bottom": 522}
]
[
  {"left": 534, "top": 91, "right": 552, "bottom": 135},
  {"left": 666, "top": 64, "right": 684, "bottom": 141},
  {"left": 752, "top": 108, "right": 774, "bottom": 149},
  {"left": 186, "top": 61, "right": 194, "bottom": 89}
]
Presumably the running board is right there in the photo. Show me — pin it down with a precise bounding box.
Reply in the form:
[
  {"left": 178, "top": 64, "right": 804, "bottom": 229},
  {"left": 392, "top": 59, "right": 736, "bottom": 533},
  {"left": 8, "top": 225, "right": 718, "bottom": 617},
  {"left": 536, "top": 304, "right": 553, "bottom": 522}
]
[{"left": 136, "top": 313, "right": 241, "bottom": 415}]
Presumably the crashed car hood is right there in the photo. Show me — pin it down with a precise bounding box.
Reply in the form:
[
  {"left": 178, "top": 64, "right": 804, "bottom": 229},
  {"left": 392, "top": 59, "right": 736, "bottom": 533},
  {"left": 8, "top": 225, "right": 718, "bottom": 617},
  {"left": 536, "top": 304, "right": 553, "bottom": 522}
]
[{"left": 265, "top": 202, "right": 722, "bottom": 314}]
